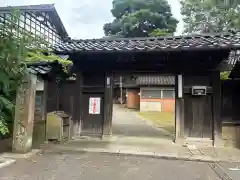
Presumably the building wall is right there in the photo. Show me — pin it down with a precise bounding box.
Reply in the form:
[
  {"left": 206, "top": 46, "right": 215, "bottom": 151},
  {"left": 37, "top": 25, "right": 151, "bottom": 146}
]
[
  {"left": 0, "top": 11, "right": 62, "bottom": 44},
  {"left": 140, "top": 87, "right": 175, "bottom": 112},
  {"left": 222, "top": 124, "right": 240, "bottom": 148},
  {"left": 140, "top": 98, "right": 175, "bottom": 112},
  {"left": 126, "top": 89, "right": 140, "bottom": 109},
  {"left": 221, "top": 80, "right": 240, "bottom": 147}
]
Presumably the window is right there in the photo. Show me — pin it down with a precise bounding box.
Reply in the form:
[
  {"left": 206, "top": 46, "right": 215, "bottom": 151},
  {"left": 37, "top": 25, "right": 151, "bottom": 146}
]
[
  {"left": 25, "top": 24, "right": 30, "bottom": 31},
  {"left": 162, "top": 90, "right": 175, "bottom": 98},
  {"left": 26, "top": 18, "right": 30, "bottom": 25},
  {"left": 141, "top": 90, "right": 161, "bottom": 99},
  {"left": 35, "top": 95, "right": 42, "bottom": 112},
  {"left": 26, "top": 13, "right": 30, "bottom": 20},
  {"left": 36, "top": 24, "right": 40, "bottom": 32},
  {"left": 141, "top": 88, "right": 175, "bottom": 99},
  {"left": 19, "top": 21, "right": 24, "bottom": 28}
]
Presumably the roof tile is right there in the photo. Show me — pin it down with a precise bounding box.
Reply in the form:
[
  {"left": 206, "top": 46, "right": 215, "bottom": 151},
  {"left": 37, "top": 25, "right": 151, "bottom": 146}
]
[
  {"left": 54, "top": 33, "right": 240, "bottom": 53},
  {"left": 136, "top": 76, "right": 175, "bottom": 85}
]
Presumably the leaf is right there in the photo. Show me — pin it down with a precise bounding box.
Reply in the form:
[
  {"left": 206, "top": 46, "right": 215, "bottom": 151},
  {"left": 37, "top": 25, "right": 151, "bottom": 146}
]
[
  {"left": 0, "top": 95, "right": 14, "bottom": 110},
  {"left": 0, "top": 116, "right": 9, "bottom": 135}
]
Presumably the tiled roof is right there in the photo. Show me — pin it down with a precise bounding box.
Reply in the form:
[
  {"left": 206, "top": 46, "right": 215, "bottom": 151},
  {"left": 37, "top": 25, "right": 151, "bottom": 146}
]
[
  {"left": 0, "top": 4, "right": 68, "bottom": 39},
  {"left": 27, "top": 61, "right": 68, "bottom": 79},
  {"left": 27, "top": 62, "right": 53, "bottom": 75},
  {"left": 229, "top": 56, "right": 240, "bottom": 79},
  {"left": 136, "top": 76, "right": 175, "bottom": 85},
  {"left": 54, "top": 33, "right": 240, "bottom": 53},
  {"left": 218, "top": 50, "right": 240, "bottom": 71}
]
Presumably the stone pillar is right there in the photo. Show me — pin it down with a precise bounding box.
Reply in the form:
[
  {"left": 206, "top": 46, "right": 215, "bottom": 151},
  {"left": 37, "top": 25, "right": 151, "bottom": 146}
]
[{"left": 12, "top": 74, "right": 37, "bottom": 153}]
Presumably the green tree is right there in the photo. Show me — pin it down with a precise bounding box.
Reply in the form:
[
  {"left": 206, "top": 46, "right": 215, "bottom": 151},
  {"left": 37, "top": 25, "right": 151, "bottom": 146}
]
[
  {"left": 103, "top": 0, "right": 178, "bottom": 37},
  {"left": 180, "top": 0, "right": 240, "bottom": 33},
  {"left": 180, "top": 1, "right": 240, "bottom": 80},
  {"left": 0, "top": 11, "right": 71, "bottom": 136}
]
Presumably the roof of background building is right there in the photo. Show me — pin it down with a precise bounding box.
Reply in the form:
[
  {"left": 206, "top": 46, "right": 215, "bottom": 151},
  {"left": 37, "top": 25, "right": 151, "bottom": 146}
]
[
  {"left": 0, "top": 4, "right": 68, "bottom": 39},
  {"left": 229, "top": 51, "right": 240, "bottom": 79},
  {"left": 136, "top": 75, "right": 175, "bottom": 85}
]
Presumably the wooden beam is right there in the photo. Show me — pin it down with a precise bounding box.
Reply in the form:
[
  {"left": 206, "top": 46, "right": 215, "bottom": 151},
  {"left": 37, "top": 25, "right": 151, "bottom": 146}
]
[
  {"left": 72, "top": 72, "right": 82, "bottom": 138},
  {"left": 174, "top": 74, "right": 185, "bottom": 143},
  {"left": 43, "top": 80, "right": 48, "bottom": 142},
  {"left": 103, "top": 73, "right": 113, "bottom": 136},
  {"left": 212, "top": 71, "right": 223, "bottom": 146}
]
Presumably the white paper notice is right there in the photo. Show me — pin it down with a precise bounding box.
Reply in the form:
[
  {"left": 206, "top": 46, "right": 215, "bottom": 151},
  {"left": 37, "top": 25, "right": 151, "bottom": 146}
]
[{"left": 89, "top": 97, "right": 101, "bottom": 114}]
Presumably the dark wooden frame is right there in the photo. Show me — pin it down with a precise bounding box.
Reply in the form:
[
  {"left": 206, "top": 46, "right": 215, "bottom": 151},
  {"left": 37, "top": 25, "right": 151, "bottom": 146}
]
[
  {"left": 0, "top": 10, "right": 63, "bottom": 44},
  {"left": 51, "top": 33, "right": 237, "bottom": 145}
]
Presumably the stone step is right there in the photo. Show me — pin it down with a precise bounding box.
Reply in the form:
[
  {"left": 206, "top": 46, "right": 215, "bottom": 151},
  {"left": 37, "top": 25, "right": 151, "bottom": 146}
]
[{"left": 184, "top": 138, "right": 213, "bottom": 147}]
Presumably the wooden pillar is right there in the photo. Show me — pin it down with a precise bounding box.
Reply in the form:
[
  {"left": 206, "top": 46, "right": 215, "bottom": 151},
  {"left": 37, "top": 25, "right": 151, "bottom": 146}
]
[
  {"left": 212, "top": 71, "right": 223, "bottom": 146},
  {"left": 174, "top": 74, "right": 185, "bottom": 143},
  {"left": 43, "top": 80, "right": 48, "bottom": 141},
  {"left": 12, "top": 74, "right": 37, "bottom": 153},
  {"left": 72, "top": 72, "right": 82, "bottom": 138},
  {"left": 103, "top": 73, "right": 113, "bottom": 136}
]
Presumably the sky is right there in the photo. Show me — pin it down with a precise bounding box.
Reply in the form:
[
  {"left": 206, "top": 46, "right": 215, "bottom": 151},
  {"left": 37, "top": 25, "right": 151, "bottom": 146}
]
[{"left": 0, "top": 0, "right": 183, "bottom": 39}]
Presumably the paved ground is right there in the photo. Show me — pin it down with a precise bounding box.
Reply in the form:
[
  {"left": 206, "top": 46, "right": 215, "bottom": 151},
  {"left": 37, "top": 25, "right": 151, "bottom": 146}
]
[
  {"left": 0, "top": 152, "right": 221, "bottom": 180},
  {"left": 112, "top": 104, "right": 172, "bottom": 139},
  {"left": 216, "top": 161, "right": 240, "bottom": 179}
]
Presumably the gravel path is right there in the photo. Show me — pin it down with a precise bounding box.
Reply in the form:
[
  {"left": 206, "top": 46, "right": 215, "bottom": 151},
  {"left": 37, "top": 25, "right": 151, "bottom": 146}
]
[{"left": 112, "top": 105, "right": 172, "bottom": 139}]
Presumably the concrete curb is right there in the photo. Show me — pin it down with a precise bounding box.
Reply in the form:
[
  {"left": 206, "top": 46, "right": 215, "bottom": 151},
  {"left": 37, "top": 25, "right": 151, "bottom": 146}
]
[
  {"left": 1, "top": 149, "right": 43, "bottom": 159},
  {"left": 43, "top": 146, "right": 219, "bottom": 163},
  {"left": 0, "top": 158, "right": 16, "bottom": 169},
  {"left": 209, "top": 163, "right": 233, "bottom": 180},
  {"left": 0, "top": 149, "right": 42, "bottom": 169}
]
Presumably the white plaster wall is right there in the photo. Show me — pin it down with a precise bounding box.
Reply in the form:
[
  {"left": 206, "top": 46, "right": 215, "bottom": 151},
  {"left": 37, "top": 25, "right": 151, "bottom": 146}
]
[
  {"left": 140, "top": 101, "right": 162, "bottom": 112},
  {"left": 36, "top": 80, "right": 44, "bottom": 91}
]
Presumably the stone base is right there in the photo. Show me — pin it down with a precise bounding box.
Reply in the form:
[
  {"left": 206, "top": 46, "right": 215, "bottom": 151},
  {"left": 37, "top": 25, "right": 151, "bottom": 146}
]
[
  {"left": 184, "top": 138, "right": 213, "bottom": 147},
  {"left": 174, "top": 137, "right": 184, "bottom": 145},
  {"left": 102, "top": 134, "right": 113, "bottom": 141},
  {"left": 222, "top": 125, "right": 240, "bottom": 148},
  {"left": 32, "top": 121, "right": 46, "bottom": 148},
  {"left": 213, "top": 138, "right": 224, "bottom": 147}
]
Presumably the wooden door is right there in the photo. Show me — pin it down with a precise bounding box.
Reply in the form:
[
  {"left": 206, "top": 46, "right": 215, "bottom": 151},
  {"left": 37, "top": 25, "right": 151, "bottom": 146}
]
[
  {"left": 184, "top": 94, "right": 213, "bottom": 139},
  {"left": 81, "top": 93, "right": 104, "bottom": 136}
]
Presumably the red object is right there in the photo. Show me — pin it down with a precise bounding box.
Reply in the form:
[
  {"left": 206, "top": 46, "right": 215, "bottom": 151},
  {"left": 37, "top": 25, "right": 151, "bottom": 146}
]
[{"left": 93, "top": 99, "right": 97, "bottom": 113}]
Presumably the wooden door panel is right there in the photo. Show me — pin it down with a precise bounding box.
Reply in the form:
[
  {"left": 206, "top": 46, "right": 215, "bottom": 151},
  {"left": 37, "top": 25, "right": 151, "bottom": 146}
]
[
  {"left": 184, "top": 94, "right": 212, "bottom": 139},
  {"left": 81, "top": 93, "right": 104, "bottom": 136},
  {"left": 202, "top": 96, "right": 212, "bottom": 138}
]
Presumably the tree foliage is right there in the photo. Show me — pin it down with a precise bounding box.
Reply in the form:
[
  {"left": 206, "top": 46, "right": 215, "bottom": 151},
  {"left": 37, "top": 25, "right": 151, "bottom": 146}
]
[
  {"left": 0, "top": 11, "right": 71, "bottom": 136},
  {"left": 103, "top": 0, "right": 178, "bottom": 37},
  {"left": 180, "top": 0, "right": 240, "bottom": 33},
  {"left": 181, "top": 0, "right": 240, "bottom": 80}
]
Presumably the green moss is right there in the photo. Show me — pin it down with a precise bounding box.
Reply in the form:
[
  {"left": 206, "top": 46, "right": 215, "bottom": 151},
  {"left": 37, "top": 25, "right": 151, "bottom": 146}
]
[
  {"left": 220, "top": 71, "right": 230, "bottom": 80},
  {"left": 32, "top": 121, "right": 46, "bottom": 148}
]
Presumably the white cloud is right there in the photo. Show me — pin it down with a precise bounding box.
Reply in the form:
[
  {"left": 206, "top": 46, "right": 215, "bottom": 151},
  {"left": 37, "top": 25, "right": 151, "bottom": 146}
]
[
  {"left": 167, "top": 0, "right": 184, "bottom": 35},
  {"left": 0, "top": 0, "right": 183, "bottom": 38}
]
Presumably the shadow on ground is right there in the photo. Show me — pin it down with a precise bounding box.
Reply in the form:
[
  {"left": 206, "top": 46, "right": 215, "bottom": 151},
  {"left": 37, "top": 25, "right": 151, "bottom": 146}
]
[{"left": 0, "top": 137, "right": 12, "bottom": 154}]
